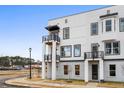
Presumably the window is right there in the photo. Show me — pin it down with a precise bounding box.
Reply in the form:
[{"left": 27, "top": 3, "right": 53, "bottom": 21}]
[
  {"left": 91, "top": 22, "right": 98, "bottom": 35},
  {"left": 107, "top": 10, "right": 110, "bottom": 14},
  {"left": 65, "top": 19, "right": 68, "bottom": 23},
  {"left": 113, "top": 42, "right": 120, "bottom": 54},
  {"left": 64, "top": 65, "right": 68, "bottom": 75},
  {"left": 63, "top": 27, "right": 70, "bottom": 39},
  {"left": 75, "top": 65, "right": 80, "bottom": 75},
  {"left": 106, "top": 20, "right": 112, "bottom": 31},
  {"left": 102, "top": 22, "right": 103, "bottom": 33},
  {"left": 119, "top": 18, "right": 124, "bottom": 32},
  {"left": 109, "top": 65, "right": 116, "bottom": 76},
  {"left": 61, "top": 45, "right": 72, "bottom": 57},
  {"left": 105, "top": 41, "right": 120, "bottom": 55},
  {"left": 74, "top": 44, "right": 81, "bottom": 57},
  {"left": 105, "top": 42, "right": 112, "bottom": 55}
]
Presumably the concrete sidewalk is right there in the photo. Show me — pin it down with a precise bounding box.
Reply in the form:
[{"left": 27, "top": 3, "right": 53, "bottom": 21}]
[{"left": 5, "top": 77, "right": 99, "bottom": 88}]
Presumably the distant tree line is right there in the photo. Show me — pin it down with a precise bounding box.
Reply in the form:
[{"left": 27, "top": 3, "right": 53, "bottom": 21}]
[{"left": 0, "top": 56, "right": 35, "bottom": 67}]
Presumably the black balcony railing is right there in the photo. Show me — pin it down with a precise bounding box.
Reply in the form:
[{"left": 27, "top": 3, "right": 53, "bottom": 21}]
[
  {"left": 56, "top": 55, "right": 60, "bottom": 61},
  {"left": 42, "top": 34, "right": 60, "bottom": 42},
  {"left": 44, "top": 54, "right": 52, "bottom": 61},
  {"left": 44, "top": 54, "right": 60, "bottom": 61},
  {"left": 84, "top": 51, "right": 104, "bottom": 60}
]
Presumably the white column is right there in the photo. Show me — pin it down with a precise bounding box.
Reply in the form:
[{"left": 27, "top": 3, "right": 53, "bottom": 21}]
[
  {"left": 52, "top": 41, "right": 56, "bottom": 80},
  {"left": 84, "top": 60, "right": 88, "bottom": 82},
  {"left": 99, "top": 59, "right": 104, "bottom": 81},
  {"left": 42, "top": 42, "right": 46, "bottom": 79}
]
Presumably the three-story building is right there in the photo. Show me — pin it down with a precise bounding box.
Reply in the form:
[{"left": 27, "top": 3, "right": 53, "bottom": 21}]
[{"left": 42, "top": 5, "right": 124, "bottom": 82}]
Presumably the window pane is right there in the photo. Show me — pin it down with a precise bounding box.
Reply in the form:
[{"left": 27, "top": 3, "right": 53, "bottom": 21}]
[
  {"left": 65, "top": 46, "right": 71, "bottom": 56},
  {"left": 75, "top": 65, "right": 80, "bottom": 75},
  {"left": 113, "top": 48, "right": 119, "bottom": 54},
  {"left": 74, "top": 44, "right": 81, "bottom": 57},
  {"left": 109, "top": 65, "right": 116, "bottom": 76},
  {"left": 91, "top": 22, "right": 98, "bottom": 35},
  {"left": 113, "top": 42, "right": 120, "bottom": 54},
  {"left": 120, "top": 18, "right": 124, "bottom": 32},
  {"left": 61, "top": 46, "right": 72, "bottom": 57},
  {"left": 64, "top": 65, "right": 68, "bottom": 75},
  {"left": 110, "top": 65, "right": 115, "bottom": 70},
  {"left": 113, "top": 42, "right": 119, "bottom": 47},
  {"left": 110, "top": 71, "right": 116, "bottom": 76},
  {"left": 106, "top": 20, "right": 112, "bottom": 31},
  {"left": 106, "top": 42, "right": 111, "bottom": 48},
  {"left": 63, "top": 27, "right": 70, "bottom": 39},
  {"left": 105, "top": 42, "right": 112, "bottom": 54},
  {"left": 106, "top": 48, "right": 111, "bottom": 54}
]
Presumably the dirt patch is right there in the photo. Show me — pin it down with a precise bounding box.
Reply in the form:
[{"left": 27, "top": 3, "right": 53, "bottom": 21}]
[{"left": 97, "top": 82, "right": 124, "bottom": 88}]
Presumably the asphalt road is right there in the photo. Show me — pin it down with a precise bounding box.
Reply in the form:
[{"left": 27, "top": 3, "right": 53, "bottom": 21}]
[
  {"left": 0, "top": 76, "right": 16, "bottom": 88},
  {"left": 0, "top": 75, "right": 28, "bottom": 88}
]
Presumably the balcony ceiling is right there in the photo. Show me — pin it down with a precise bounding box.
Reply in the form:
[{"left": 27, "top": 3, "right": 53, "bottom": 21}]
[
  {"left": 99, "top": 12, "right": 118, "bottom": 18},
  {"left": 45, "top": 25, "right": 60, "bottom": 31}
]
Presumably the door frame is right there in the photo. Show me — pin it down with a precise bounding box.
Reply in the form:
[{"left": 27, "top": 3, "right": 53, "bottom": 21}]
[{"left": 91, "top": 64, "right": 99, "bottom": 81}]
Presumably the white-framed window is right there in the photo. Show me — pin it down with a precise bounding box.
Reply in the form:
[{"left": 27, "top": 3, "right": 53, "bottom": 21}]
[
  {"left": 105, "top": 42, "right": 112, "bottom": 55},
  {"left": 119, "top": 18, "right": 124, "bottom": 32},
  {"left": 106, "top": 20, "right": 112, "bottom": 32},
  {"left": 109, "top": 64, "right": 116, "bottom": 76},
  {"left": 61, "top": 45, "right": 72, "bottom": 57},
  {"left": 74, "top": 44, "right": 81, "bottom": 57},
  {"left": 91, "top": 22, "right": 98, "bottom": 35},
  {"left": 105, "top": 41, "right": 120, "bottom": 55},
  {"left": 63, "top": 27, "right": 70, "bottom": 39}
]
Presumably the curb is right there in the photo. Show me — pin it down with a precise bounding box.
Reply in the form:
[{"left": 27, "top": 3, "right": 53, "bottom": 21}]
[
  {"left": 4, "top": 76, "right": 31, "bottom": 88},
  {"left": 4, "top": 82, "right": 31, "bottom": 88}
]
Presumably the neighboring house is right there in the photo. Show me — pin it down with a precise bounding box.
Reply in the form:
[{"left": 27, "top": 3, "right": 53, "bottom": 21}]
[{"left": 42, "top": 5, "right": 124, "bottom": 82}]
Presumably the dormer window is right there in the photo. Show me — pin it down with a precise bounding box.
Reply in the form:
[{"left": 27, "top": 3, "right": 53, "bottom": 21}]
[
  {"left": 107, "top": 10, "right": 110, "bottom": 14},
  {"left": 65, "top": 19, "right": 68, "bottom": 23}
]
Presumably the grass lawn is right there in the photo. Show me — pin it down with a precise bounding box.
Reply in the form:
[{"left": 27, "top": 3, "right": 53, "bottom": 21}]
[
  {"left": 27, "top": 77, "right": 86, "bottom": 85},
  {"left": 0, "top": 69, "right": 40, "bottom": 77},
  {"left": 97, "top": 81, "right": 124, "bottom": 88}
]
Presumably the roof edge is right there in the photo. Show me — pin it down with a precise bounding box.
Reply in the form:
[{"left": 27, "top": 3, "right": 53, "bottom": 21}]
[{"left": 48, "top": 5, "right": 115, "bottom": 21}]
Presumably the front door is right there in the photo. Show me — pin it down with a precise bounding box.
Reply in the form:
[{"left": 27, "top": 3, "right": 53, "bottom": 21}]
[{"left": 92, "top": 64, "right": 98, "bottom": 80}]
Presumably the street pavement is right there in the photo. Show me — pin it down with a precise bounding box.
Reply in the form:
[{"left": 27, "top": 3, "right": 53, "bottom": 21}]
[
  {"left": 0, "top": 76, "right": 16, "bottom": 88},
  {"left": 0, "top": 76, "right": 28, "bottom": 88}
]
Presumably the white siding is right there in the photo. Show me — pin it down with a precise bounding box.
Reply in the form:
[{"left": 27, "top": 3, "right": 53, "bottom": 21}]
[{"left": 44, "top": 6, "right": 124, "bottom": 82}]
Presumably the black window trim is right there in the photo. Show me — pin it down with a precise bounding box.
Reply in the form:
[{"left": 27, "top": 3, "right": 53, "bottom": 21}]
[
  {"left": 61, "top": 45, "right": 72, "bottom": 58},
  {"left": 119, "top": 17, "right": 124, "bottom": 32},
  {"left": 75, "top": 64, "right": 80, "bottom": 75},
  {"left": 104, "top": 41, "right": 120, "bottom": 56},
  {"left": 105, "top": 19, "right": 112, "bottom": 32},
  {"left": 109, "top": 64, "right": 116, "bottom": 77},
  {"left": 74, "top": 44, "right": 81, "bottom": 57},
  {"left": 91, "top": 22, "right": 98, "bottom": 36},
  {"left": 63, "top": 27, "right": 70, "bottom": 40}
]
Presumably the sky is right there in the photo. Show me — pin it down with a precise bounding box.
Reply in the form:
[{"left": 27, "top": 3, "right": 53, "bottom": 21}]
[{"left": 0, "top": 5, "right": 108, "bottom": 60}]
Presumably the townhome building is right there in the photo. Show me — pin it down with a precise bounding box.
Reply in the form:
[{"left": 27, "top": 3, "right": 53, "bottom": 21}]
[{"left": 42, "top": 5, "right": 124, "bottom": 82}]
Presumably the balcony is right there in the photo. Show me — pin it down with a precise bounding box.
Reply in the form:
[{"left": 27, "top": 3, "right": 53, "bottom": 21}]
[
  {"left": 84, "top": 51, "right": 104, "bottom": 60},
  {"left": 44, "top": 54, "right": 60, "bottom": 62},
  {"left": 42, "top": 34, "right": 60, "bottom": 44}
]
